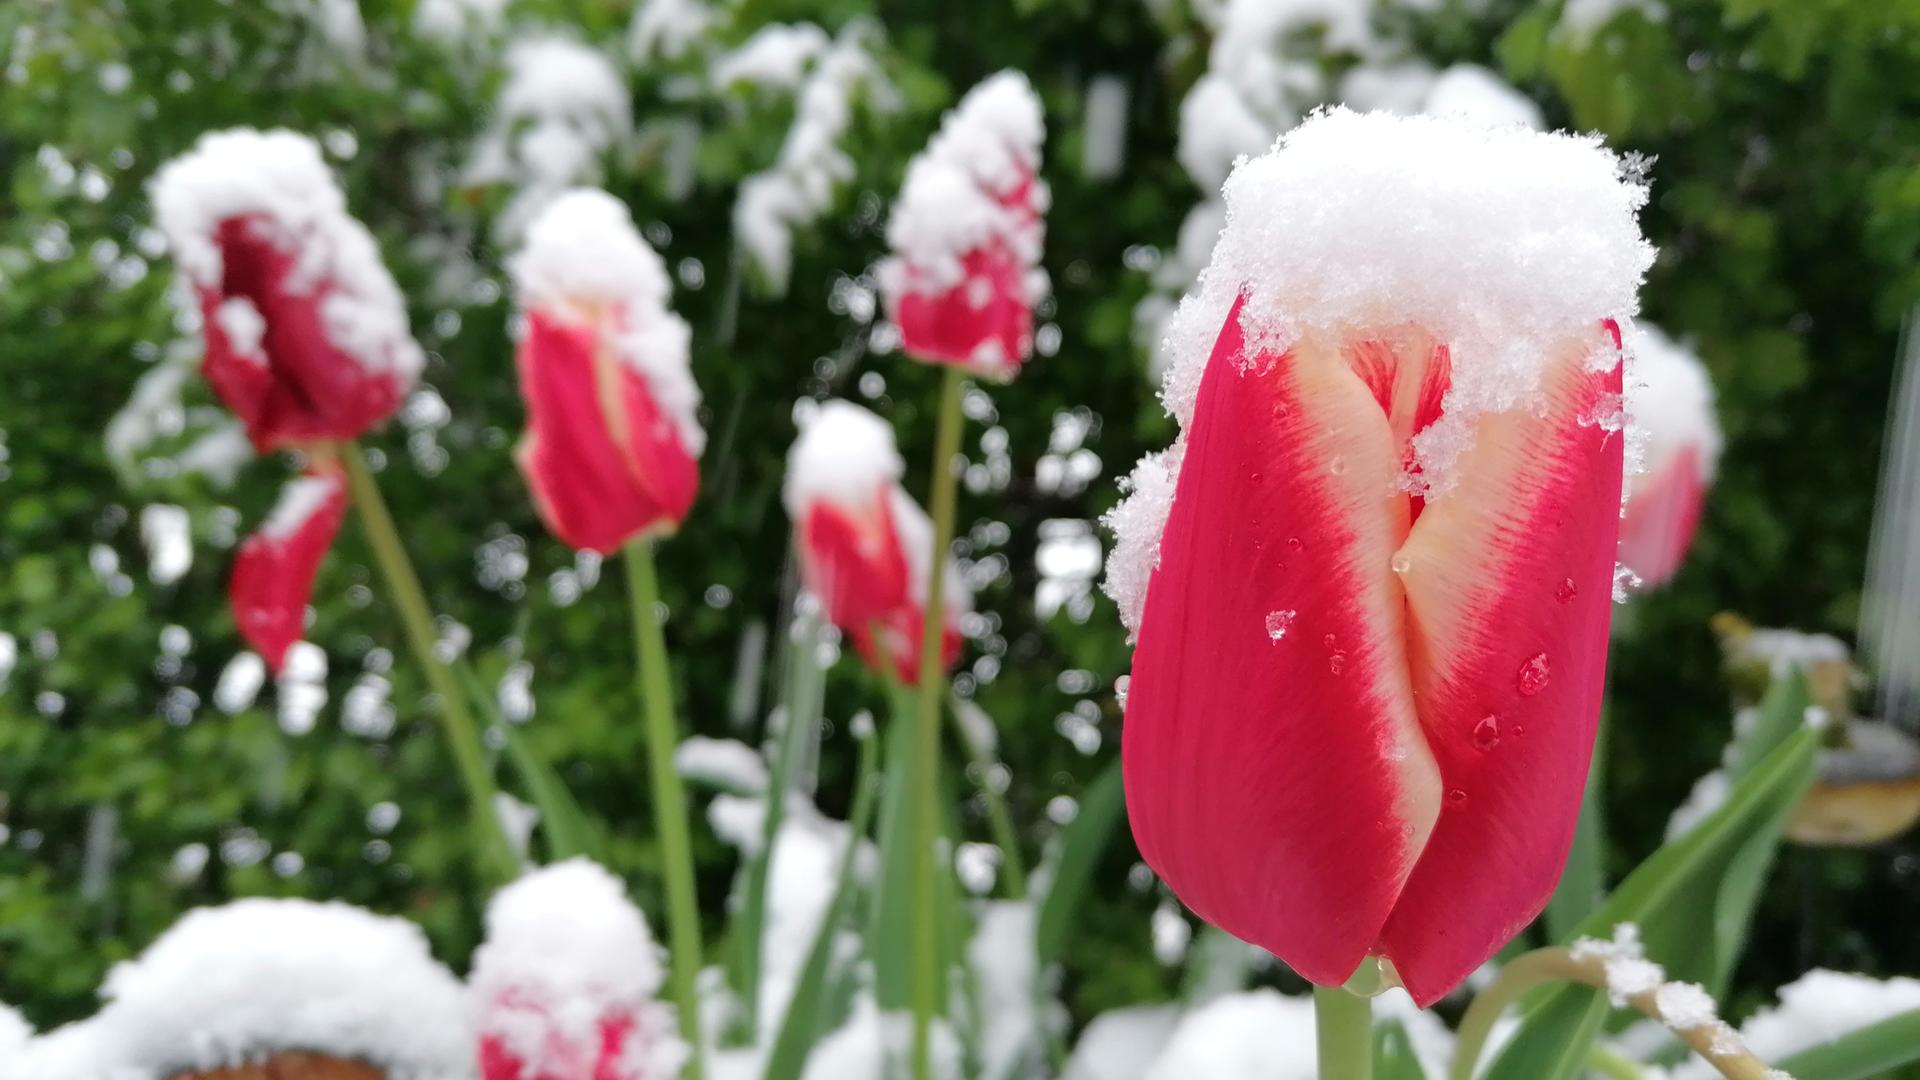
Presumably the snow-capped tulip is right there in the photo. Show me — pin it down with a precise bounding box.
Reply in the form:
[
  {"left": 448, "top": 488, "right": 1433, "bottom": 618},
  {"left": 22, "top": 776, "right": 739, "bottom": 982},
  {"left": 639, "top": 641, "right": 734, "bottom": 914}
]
[
  {"left": 1617, "top": 325, "right": 1722, "bottom": 591},
  {"left": 784, "top": 401, "right": 967, "bottom": 685},
  {"left": 151, "top": 129, "right": 424, "bottom": 451},
  {"left": 471, "top": 859, "right": 688, "bottom": 1080},
  {"left": 510, "top": 190, "right": 703, "bottom": 553},
  {"left": 879, "top": 71, "right": 1048, "bottom": 379},
  {"left": 1104, "top": 111, "right": 1655, "bottom": 1005},
  {"left": 230, "top": 467, "right": 348, "bottom": 670}
]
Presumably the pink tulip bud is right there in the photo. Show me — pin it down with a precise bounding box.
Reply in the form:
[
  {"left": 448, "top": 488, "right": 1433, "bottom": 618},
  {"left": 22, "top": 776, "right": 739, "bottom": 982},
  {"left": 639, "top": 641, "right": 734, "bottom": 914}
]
[
  {"left": 784, "top": 401, "right": 968, "bottom": 684},
  {"left": 509, "top": 190, "right": 702, "bottom": 553},
  {"left": 472, "top": 860, "right": 688, "bottom": 1080},
  {"left": 1618, "top": 324, "right": 1722, "bottom": 591},
  {"left": 230, "top": 466, "right": 347, "bottom": 671},
  {"left": 879, "top": 71, "right": 1048, "bottom": 378},
  {"left": 1104, "top": 110, "right": 1655, "bottom": 1005},
  {"left": 151, "top": 129, "right": 423, "bottom": 451}
]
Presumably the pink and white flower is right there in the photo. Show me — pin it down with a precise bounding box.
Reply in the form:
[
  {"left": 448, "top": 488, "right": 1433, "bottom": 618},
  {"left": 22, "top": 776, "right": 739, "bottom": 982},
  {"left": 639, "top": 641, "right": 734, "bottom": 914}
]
[{"left": 1618, "top": 324, "right": 1722, "bottom": 591}]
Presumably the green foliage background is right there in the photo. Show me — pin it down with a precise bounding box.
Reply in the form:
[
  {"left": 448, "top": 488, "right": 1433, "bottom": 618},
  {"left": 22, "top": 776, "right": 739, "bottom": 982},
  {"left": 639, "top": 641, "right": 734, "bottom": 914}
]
[{"left": 2, "top": 0, "right": 1919, "bottom": 1042}]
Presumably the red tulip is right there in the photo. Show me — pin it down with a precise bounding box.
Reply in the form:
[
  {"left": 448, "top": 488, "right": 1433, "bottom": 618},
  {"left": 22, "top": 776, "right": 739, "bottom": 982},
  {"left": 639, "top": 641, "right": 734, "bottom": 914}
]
[
  {"left": 151, "top": 129, "right": 423, "bottom": 451},
  {"left": 152, "top": 129, "right": 423, "bottom": 671},
  {"left": 1617, "top": 325, "right": 1721, "bottom": 592},
  {"left": 230, "top": 466, "right": 348, "bottom": 671},
  {"left": 879, "top": 71, "right": 1048, "bottom": 378},
  {"left": 1105, "top": 110, "right": 1654, "bottom": 1005},
  {"left": 472, "top": 860, "right": 687, "bottom": 1080},
  {"left": 785, "top": 401, "right": 968, "bottom": 685},
  {"left": 510, "top": 190, "right": 702, "bottom": 553}
]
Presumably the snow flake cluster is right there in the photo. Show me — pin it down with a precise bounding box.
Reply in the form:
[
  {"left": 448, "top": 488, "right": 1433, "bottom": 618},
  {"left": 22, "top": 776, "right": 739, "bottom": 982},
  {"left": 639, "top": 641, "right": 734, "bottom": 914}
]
[
  {"left": 510, "top": 188, "right": 704, "bottom": 456},
  {"left": 467, "top": 36, "right": 631, "bottom": 238},
  {"left": 150, "top": 128, "right": 425, "bottom": 385}
]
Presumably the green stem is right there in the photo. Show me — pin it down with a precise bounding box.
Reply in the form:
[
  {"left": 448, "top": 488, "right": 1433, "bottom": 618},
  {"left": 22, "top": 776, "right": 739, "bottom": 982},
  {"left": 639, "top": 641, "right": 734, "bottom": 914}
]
[
  {"left": 624, "top": 540, "right": 707, "bottom": 1080},
  {"left": 1314, "top": 984, "right": 1374, "bottom": 1080},
  {"left": 1589, "top": 1044, "right": 1645, "bottom": 1080},
  {"left": 340, "top": 442, "right": 515, "bottom": 881},
  {"left": 947, "top": 694, "right": 1028, "bottom": 900},
  {"left": 910, "top": 366, "right": 966, "bottom": 1080}
]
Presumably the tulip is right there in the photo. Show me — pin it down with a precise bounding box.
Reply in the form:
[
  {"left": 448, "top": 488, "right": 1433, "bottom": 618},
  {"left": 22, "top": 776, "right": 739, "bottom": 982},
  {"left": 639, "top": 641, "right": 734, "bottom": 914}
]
[
  {"left": 510, "top": 189, "right": 702, "bottom": 553},
  {"left": 1616, "top": 324, "right": 1722, "bottom": 592},
  {"left": 878, "top": 70, "right": 1048, "bottom": 379},
  {"left": 784, "top": 400, "right": 968, "bottom": 685},
  {"left": 152, "top": 129, "right": 423, "bottom": 670},
  {"left": 471, "top": 860, "right": 688, "bottom": 1080},
  {"left": 1104, "top": 110, "right": 1654, "bottom": 1005}
]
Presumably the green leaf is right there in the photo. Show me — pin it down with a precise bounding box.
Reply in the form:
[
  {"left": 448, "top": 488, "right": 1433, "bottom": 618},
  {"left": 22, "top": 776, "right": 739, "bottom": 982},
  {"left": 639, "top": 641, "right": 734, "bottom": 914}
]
[
  {"left": 1373, "top": 1016, "right": 1430, "bottom": 1080},
  {"left": 871, "top": 680, "right": 929, "bottom": 1011},
  {"left": 457, "top": 664, "right": 606, "bottom": 864},
  {"left": 1482, "top": 987, "right": 1611, "bottom": 1080},
  {"left": 1035, "top": 758, "right": 1125, "bottom": 966},
  {"left": 1776, "top": 1009, "right": 1920, "bottom": 1080}
]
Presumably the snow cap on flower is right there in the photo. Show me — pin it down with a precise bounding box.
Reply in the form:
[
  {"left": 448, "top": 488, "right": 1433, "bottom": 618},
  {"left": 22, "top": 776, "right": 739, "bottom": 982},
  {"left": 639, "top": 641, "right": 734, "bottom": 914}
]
[
  {"left": 1617, "top": 322, "right": 1721, "bottom": 590},
  {"left": 471, "top": 858, "right": 687, "bottom": 1080},
  {"left": 150, "top": 128, "right": 423, "bottom": 449},
  {"left": 782, "top": 399, "right": 905, "bottom": 519},
  {"left": 1111, "top": 108, "right": 1653, "bottom": 1006},
  {"left": 15, "top": 898, "right": 470, "bottom": 1079},
  {"left": 879, "top": 70, "right": 1049, "bottom": 377},
  {"left": 509, "top": 189, "right": 701, "bottom": 552}
]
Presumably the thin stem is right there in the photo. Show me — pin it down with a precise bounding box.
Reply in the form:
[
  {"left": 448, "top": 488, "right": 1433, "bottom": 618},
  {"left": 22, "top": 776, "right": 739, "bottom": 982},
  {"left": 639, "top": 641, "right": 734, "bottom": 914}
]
[
  {"left": 1448, "top": 947, "right": 1783, "bottom": 1080},
  {"left": 1314, "top": 983, "right": 1374, "bottom": 1080},
  {"left": 1589, "top": 1044, "right": 1646, "bottom": 1080},
  {"left": 946, "top": 694, "right": 1028, "bottom": 900},
  {"left": 910, "top": 366, "right": 966, "bottom": 1080},
  {"left": 340, "top": 442, "right": 515, "bottom": 881},
  {"left": 623, "top": 540, "right": 707, "bottom": 1080}
]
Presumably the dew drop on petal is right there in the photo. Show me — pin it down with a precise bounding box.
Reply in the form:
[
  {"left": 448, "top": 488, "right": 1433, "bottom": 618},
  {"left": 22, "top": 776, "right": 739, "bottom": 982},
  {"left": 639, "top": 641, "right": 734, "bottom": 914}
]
[
  {"left": 1329, "top": 456, "right": 1347, "bottom": 476},
  {"left": 1473, "top": 714, "right": 1501, "bottom": 750},
  {"left": 1286, "top": 536, "right": 1304, "bottom": 552},
  {"left": 1445, "top": 788, "right": 1468, "bottom": 807},
  {"left": 1265, "top": 609, "right": 1296, "bottom": 643},
  {"left": 1555, "top": 577, "right": 1578, "bottom": 604},
  {"left": 1391, "top": 553, "right": 1412, "bottom": 574},
  {"left": 1327, "top": 651, "right": 1347, "bottom": 675},
  {"left": 1517, "top": 653, "right": 1550, "bottom": 697},
  {"left": 1249, "top": 471, "right": 1263, "bottom": 484}
]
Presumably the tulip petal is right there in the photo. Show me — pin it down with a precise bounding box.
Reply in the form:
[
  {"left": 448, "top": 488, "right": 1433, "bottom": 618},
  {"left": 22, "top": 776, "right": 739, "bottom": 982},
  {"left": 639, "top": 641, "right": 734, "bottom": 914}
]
[
  {"left": 894, "top": 246, "right": 1032, "bottom": 377},
  {"left": 801, "top": 497, "right": 911, "bottom": 633},
  {"left": 1376, "top": 332, "right": 1625, "bottom": 1004},
  {"left": 516, "top": 312, "right": 697, "bottom": 553},
  {"left": 1617, "top": 446, "right": 1705, "bottom": 590},
  {"left": 1125, "top": 299, "right": 1443, "bottom": 986},
  {"left": 231, "top": 468, "right": 348, "bottom": 671}
]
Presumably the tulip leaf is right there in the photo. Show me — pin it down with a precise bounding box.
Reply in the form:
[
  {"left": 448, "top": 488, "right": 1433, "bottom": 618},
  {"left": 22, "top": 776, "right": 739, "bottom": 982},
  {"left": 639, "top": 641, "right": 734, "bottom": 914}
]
[
  {"left": 1482, "top": 684, "right": 1819, "bottom": 1080},
  {"left": 1035, "top": 757, "right": 1126, "bottom": 965},
  {"left": 1775, "top": 1009, "right": 1920, "bottom": 1080},
  {"left": 1373, "top": 1016, "right": 1430, "bottom": 1080},
  {"left": 456, "top": 663, "right": 606, "bottom": 865},
  {"left": 761, "top": 729, "right": 881, "bottom": 1080}
]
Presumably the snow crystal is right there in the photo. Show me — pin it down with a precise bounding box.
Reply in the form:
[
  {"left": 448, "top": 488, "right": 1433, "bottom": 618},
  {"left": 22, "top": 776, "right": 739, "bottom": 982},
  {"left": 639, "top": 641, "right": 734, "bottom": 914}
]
[
  {"left": 1626, "top": 322, "right": 1723, "bottom": 491},
  {"left": 1675, "top": 970, "right": 1920, "bottom": 1078},
  {"left": 15, "top": 898, "right": 469, "bottom": 1080},
  {"left": 1654, "top": 982, "right": 1720, "bottom": 1030},
  {"left": 1100, "top": 446, "right": 1180, "bottom": 638},
  {"left": 878, "top": 70, "right": 1047, "bottom": 305},
  {"left": 151, "top": 129, "right": 424, "bottom": 383},
  {"left": 470, "top": 859, "right": 687, "bottom": 1079},
  {"left": 712, "top": 24, "right": 829, "bottom": 90},
  {"left": 782, "top": 399, "right": 904, "bottom": 520},
  {"left": 469, "top": 37, "right": 630, "bottom": 238},
  {"left": 511, "top": 189, "right": 704, "bottom": 456},
  {"left": 139, "top": 503, "right": 192, "bottom": 585},
  {"left": 675, "top": 736, "right": 769, "bottom": 793}
]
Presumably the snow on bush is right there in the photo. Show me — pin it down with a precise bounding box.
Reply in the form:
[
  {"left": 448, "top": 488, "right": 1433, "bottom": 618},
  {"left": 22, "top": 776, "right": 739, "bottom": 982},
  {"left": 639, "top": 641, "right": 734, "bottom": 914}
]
[{"left": 467, "top": 36, "right": 632, "bottom": 238}]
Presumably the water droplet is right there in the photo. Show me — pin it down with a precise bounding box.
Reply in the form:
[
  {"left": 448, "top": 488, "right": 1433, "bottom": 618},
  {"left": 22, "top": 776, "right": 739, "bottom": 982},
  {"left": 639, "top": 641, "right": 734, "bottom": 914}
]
[
  {"left": 1517, "top": 653, "right": 1550, "bottom": 697},
  {"left": 1555, "top": 577, "right": 1578, "bottom": 604},
  {"left": 1391, "top": 553, "right": 1412, "bottom": 574},
  {"left": 1445, "top": 788, "right": 1468, "bottom": 806},
  {"left": 1327, "top": 651, "right": 1347, "bottom": 675},
  {"left": 1286, "top": 537, "right": 1304, "bottom": 552},
  {"left": 1329, "top": 456, "right": 1347, "bottom": 476},
  {"left": 1249, "top": 471, "right": 1263, "bottom": 484},
  {"left": 1473, "top": 714, "right": 1501, "bottom": 751},
  {"left": 1265, "top": 609, "right": 1297, "bottom": 643},
  {"left": 1511, "top": 723, "right": 1526, "bottom": 737},
  {"left": 1323, "top": 633, "right": 1338, "bottom": 648}
]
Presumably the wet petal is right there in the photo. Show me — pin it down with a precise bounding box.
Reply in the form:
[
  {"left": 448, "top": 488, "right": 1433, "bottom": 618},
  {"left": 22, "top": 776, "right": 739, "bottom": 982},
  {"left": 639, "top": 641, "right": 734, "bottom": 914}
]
[
  {"left": 1617, "top": 446, "right": 1706, "bottom": 590},
  {"left": 1378, "top": 331, "right": 1625, "bottom": 1004},
  {"left": 1124, "top": 300, "right": 1442, "bottom": 986},
  {"left": 894, "top": 246, "right": 1032, "bottom": 377},
  {"left": 800, "top": 495, "right": 911, "bottom": 634},
  {"left": 230, "top": 468, "right": 348, "bottom": 671}
]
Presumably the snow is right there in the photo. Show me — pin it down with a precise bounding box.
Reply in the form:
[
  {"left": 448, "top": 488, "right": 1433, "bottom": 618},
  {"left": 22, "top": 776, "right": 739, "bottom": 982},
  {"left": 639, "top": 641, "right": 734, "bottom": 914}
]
[
  {"left": 733, "top": 25, "right": 893, "bottom": 291},
  {"left": 139, "top": 503, "right": 192, "bottom": 585},
  {"left": 412, "top": 0, "right": 507, "bottom": 42},
  {"left": 151, "top": 128, "right": 425, "bottom": 384},
  {"left": 1729, "top": 627, "right": 1851, "bottom": 677},
  {"left": 214, "top": 651, "right": 268, "bottom": 714},
  {"left": 1665, "top": 768, "right": 1731, "bottom": 840},
  {"left": 1627, "top": 322, "right": 1723, "bottom": 491},
  {"left": 676, "top": 735, "right": 770, "bottom": 793},
  {"left": 1100, "top": 446, "right": 1180, "bottom": 638},
  {"left": 969, "top": 901, "right": 1042, "bottom": 1079},
  {"left": 470, "top": 858, "right": 688, "bottom": 1080},
  {"left": 628, "top": 0, "right": 714, "bottom": 62},
  {"left": 712, "top": 24, "right": 830, "bottom": 90},
  {"left": 0, "top": 1004, "right": 31, "bottom": 1060},
  {"left": 1421, "top": 64, "right": 1544, "bottom": 129},
  {"left": 782, "top": 399, "right": 904, "bottom": 519},
  {"left": 511, "top": 189, "right": 704, "bottom": 456},
  {"left": 798, "top": 997, "right": 961, "bottom": 1080},
  {"left": 1143, "top": 990, "right": 1314, "bottom": 1080},
  {"left": 15, "top": 898, "right": 470, "bottom": 1080},
  {"left": 469, "top": 37, "right": 631, "bottom": 238},
  {"left": 259, "top": 471, "right": 341, "bottom": 540},
  {"left": 1560, "top": 0, "right": 1667, "bottom": 41},
  {"left": 878, "top": 70, "right": 1048, "bottom": 307},
  {"left": 276, "top": 641, "right": 328, "bottom": 736},
  {"left": 1176, "top": 75, "right": 1270, "bottom": 192},
  {"left": 891, "top": 486, "right": 973, "bottom": 617},
  {"left": 1063, "top": 1004, "right": 1180, "bottom": 1080},
  {"left": 1676, "top": 970, "right": 1920, "bottom": 1079},
  {"left": 1082, "top": 75, "right": 1130, "bottom": 180}
]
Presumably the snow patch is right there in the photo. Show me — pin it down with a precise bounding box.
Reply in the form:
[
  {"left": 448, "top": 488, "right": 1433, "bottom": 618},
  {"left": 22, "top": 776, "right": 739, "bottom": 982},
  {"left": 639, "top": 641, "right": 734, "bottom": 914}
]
[{"left": 782, "top": 399, "right": 904, "bottom": 519}]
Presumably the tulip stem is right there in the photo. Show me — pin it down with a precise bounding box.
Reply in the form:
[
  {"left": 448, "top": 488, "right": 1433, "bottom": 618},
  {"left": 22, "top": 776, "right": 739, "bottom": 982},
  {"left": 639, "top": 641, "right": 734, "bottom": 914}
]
[
  {"left": 910, "top": 366, "right": 966, "bottom": 1080},
  {"left": 1314, "top": 984, "right": 1374, "bottom": 1080},
  {"left": 623, "top": 539, "right": 707, "bottom": 1080},
  {"left": 340, "top": 442, "right": 516, "bottom": 883},
  {"left": 1448, "top": 947, "right": 1784, "bottom": 1080}
]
